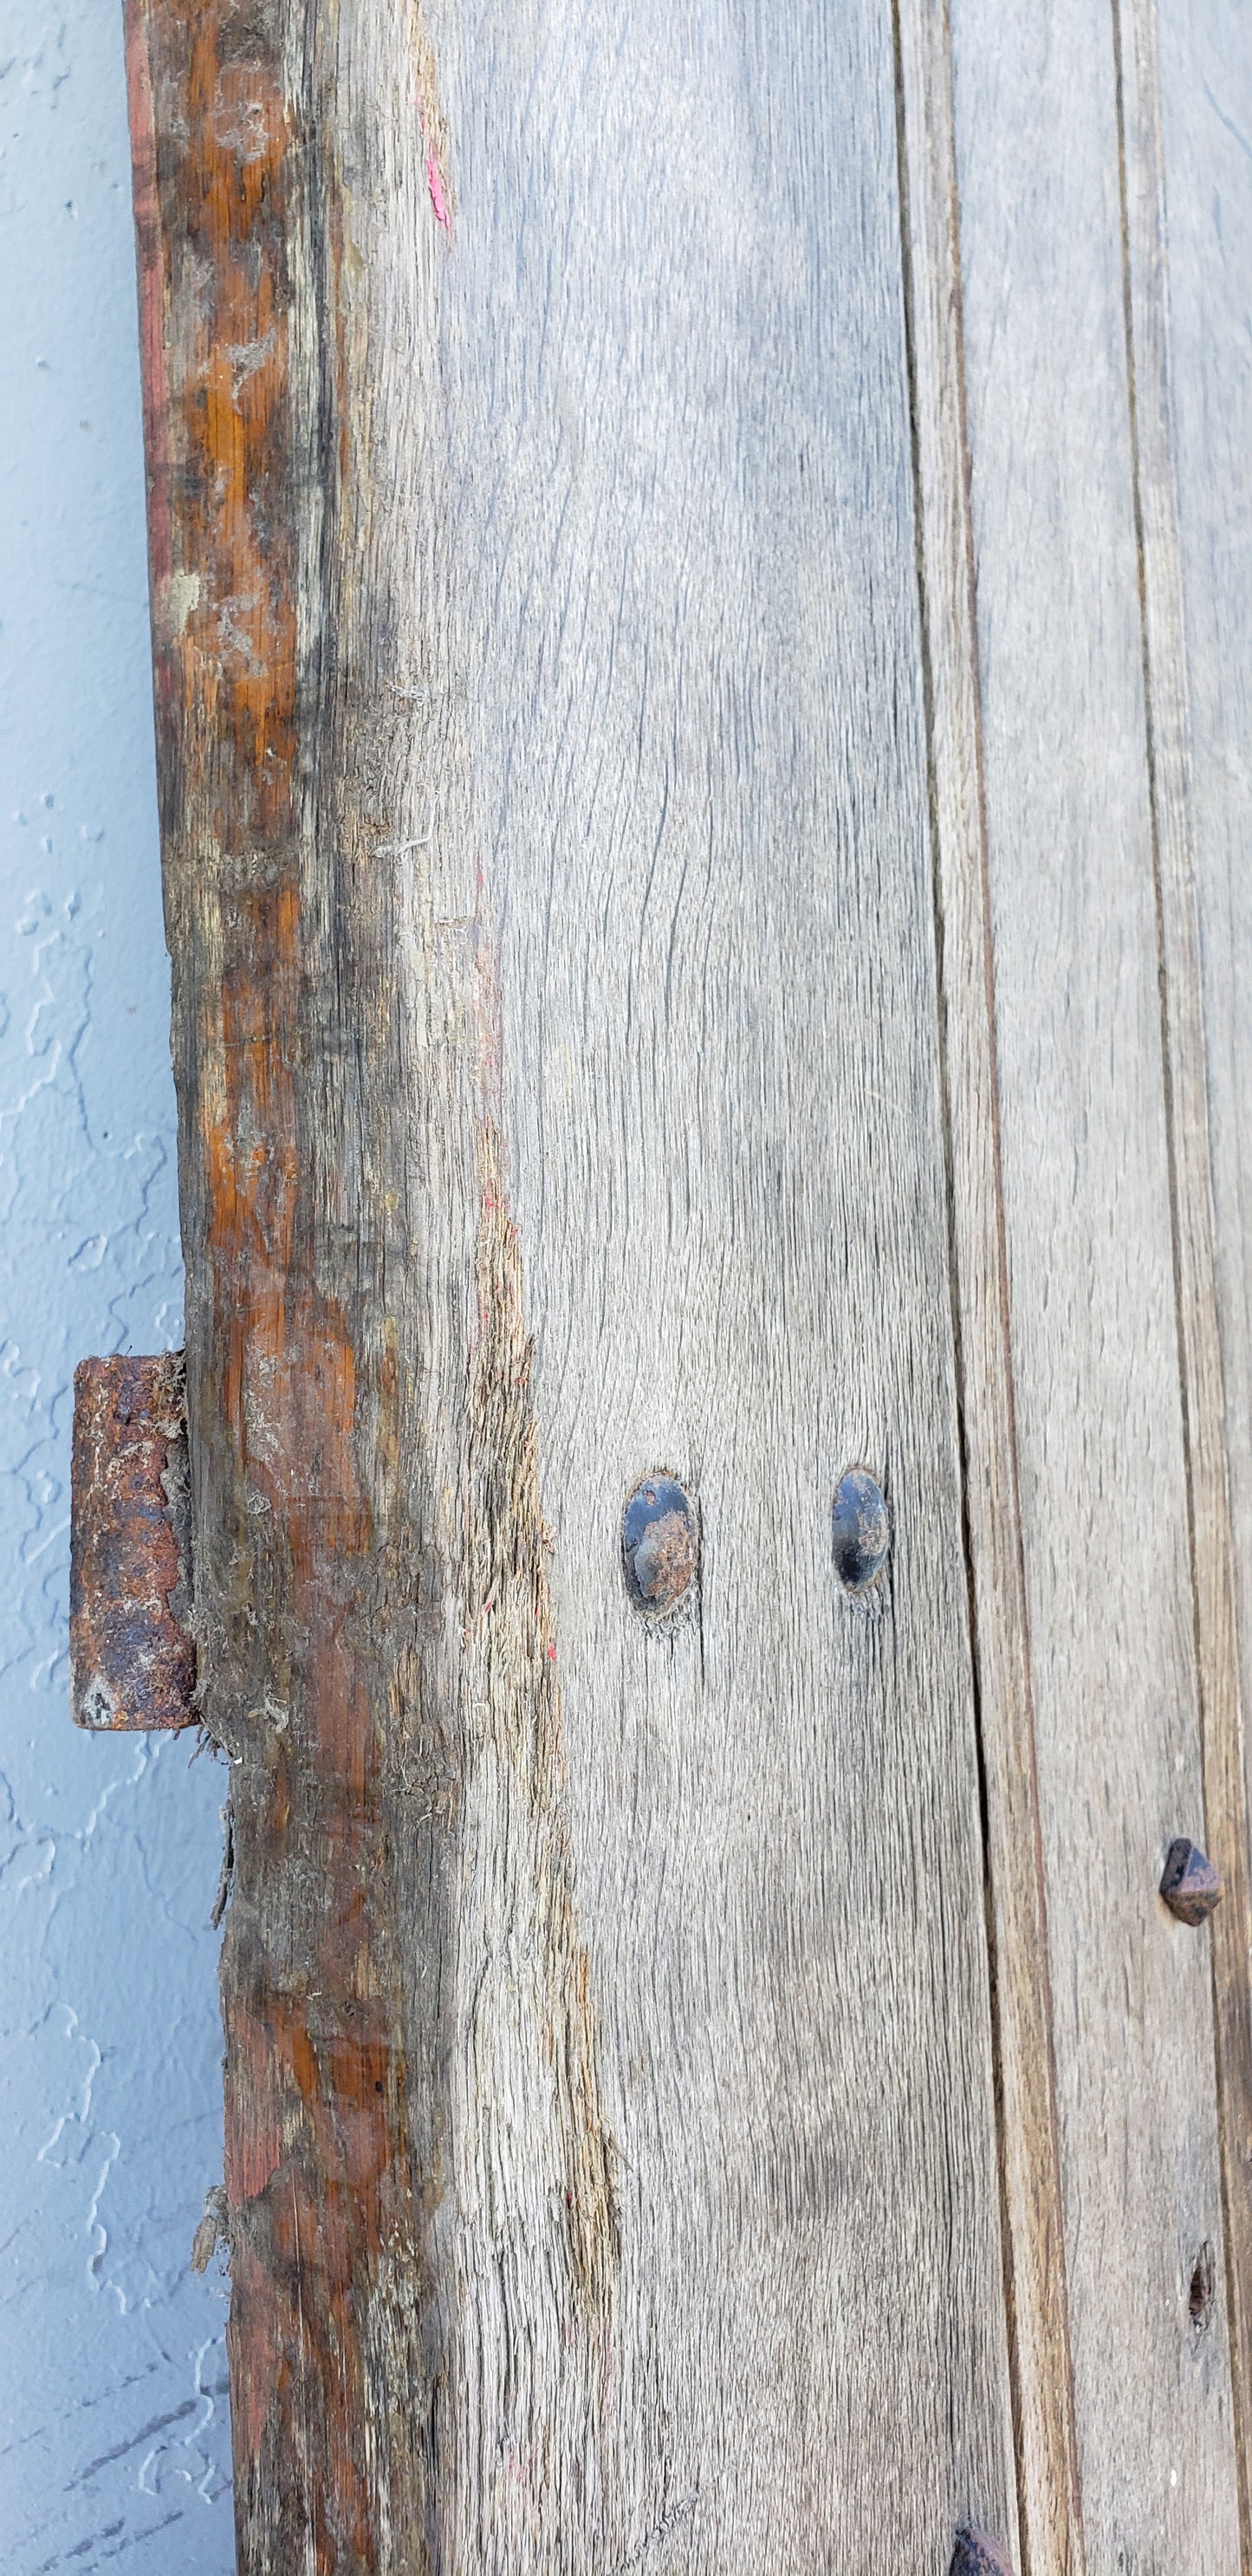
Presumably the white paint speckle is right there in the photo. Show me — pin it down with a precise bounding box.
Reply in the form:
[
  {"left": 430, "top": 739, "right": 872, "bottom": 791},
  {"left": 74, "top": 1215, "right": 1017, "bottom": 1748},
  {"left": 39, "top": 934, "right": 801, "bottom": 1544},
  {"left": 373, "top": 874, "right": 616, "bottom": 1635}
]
[{"left": 167, "top": 567, "right": 202, "bottom": 636}]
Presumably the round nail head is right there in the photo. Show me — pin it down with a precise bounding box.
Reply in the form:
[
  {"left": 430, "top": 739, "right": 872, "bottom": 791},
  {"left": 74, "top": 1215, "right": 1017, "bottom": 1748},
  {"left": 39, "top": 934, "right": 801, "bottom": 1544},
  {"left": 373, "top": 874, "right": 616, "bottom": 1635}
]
[
  {"left": 832, "top": 1466, "right": 890, "bottom": 1594},
  {"left": 950, "top": 2534, "right": 1013, "bottom": 2576},
  {"left": 623, "top": 1476, "right": 697, "bottom": 1617},
  {"left": 1160, "top": 1836, "right": 1223, "bottom": 1925}
]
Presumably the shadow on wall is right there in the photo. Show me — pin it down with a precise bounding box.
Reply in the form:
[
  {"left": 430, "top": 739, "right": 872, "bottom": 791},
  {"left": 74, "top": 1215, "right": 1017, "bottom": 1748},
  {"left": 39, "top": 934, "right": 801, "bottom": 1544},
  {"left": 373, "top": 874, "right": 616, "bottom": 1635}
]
[{"left": 0, "top": 12, "right": 234, "bottom": 2572}]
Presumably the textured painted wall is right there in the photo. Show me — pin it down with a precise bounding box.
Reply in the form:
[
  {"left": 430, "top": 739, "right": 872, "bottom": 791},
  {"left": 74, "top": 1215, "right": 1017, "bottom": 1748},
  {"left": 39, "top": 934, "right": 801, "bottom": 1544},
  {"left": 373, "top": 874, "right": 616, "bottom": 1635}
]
[{"left": 0, "top": 10, "right": 234, "bottom": 2567}]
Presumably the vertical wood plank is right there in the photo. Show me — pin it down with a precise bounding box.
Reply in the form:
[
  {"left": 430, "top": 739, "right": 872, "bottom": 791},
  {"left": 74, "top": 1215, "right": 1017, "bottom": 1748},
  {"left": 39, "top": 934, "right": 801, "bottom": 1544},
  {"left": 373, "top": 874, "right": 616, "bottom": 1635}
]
[
  {"left": 1113, "top": 0, "right": 1252, "bottom": 2552},
  {"left": 1149, "top": 12, "right": 1252, "bottom": 1820},
  {"left": 944, "top": 0, "right": 1242, "bottom": 2562},
  {"left": 127, "top": 3, "right": 481, "bottom": 2563},
  {"left": 127, "top": 0, "right": 1019, "bottom": 2565},
  {"left": 894, "top": 7, "right": 1085, "bottom": 2569},
  {"left": 433, "top": 0, "right": 1017, "bottom": 2559}
]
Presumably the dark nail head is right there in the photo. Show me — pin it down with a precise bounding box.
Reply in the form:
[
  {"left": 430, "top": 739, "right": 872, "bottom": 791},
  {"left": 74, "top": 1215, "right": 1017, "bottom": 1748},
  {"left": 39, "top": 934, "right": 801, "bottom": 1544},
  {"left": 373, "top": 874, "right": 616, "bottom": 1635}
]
[
  {"left": 832, "top": 1466, "right": 890, "bottom": 1593},
  {"left": 623, "top": 1475, "right": 697, "bottom": 1617},
  {"left": 1160, "top": 1837, "right": 1223, "bottom": 1925},
  {"left": 950, "top": 2533, "right": 1013, "bottom": 2576},
  {"left": 1189, "top": 2241, "right": 1216, "bottom": 2329}
]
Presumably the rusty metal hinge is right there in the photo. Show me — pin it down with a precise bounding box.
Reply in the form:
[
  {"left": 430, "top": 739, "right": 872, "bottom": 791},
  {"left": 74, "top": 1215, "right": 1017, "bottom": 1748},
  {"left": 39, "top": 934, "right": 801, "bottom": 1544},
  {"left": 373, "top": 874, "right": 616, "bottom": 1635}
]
[{"left": 69, "top": 1353, "right": 196, "bottom": 1730}]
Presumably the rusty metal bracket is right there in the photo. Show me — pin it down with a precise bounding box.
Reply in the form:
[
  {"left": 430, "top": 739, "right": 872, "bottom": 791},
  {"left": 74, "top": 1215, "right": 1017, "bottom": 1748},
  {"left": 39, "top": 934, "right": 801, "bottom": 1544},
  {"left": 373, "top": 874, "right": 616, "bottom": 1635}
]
[{"left": 69, "top": 1353, "right": 196, "bottom": 1730}]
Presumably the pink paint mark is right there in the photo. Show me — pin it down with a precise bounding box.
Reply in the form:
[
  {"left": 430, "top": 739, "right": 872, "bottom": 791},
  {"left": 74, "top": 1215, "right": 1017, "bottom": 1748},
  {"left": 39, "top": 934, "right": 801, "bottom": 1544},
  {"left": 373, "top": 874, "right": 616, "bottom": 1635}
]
[
  {"left": 425, "top": 152, "right": 451, "bottom": 232},
  {"left": 548, "top": 1644, "right": 557, "bottom": 1661}
]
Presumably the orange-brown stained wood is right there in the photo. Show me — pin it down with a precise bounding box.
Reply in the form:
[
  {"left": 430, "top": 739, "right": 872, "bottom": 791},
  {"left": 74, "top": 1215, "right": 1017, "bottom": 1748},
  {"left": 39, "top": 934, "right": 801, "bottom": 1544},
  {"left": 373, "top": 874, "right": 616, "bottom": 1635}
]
[
  {"left": 69, "top": 1353, "right": 196, "bottom": 1731},
  {"left": 124, "top": 0, "right": 624, "bottom": 2561},
  {"left": 126, "top": 3, "right": 462, "bottom": 2565}
]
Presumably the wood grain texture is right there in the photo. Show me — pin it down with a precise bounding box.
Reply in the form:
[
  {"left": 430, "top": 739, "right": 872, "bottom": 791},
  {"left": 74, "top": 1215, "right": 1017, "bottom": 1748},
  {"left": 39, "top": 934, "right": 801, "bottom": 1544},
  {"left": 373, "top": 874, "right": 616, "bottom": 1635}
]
[
  {"left": 1114, "top": 0, "right": 1252, "bottom": 2553},
  {"left": 437, "top": 0, "right": 1017, "bottom": 2555},
  {"left": 893, "top": 7, "right": 1083, "bottom": 2569},
  {"left": 1151, "top": 11, "right": 1252, "bottom": 1893},
  {"left": 127, "top": 3, "right": 473, "bottom": 2561},
  {"left": 946, "top": 0, "right": 1242, "bottom": 2562},
  {"left": 128, "top": 0, "right": 1017, "bottom": 2567}
]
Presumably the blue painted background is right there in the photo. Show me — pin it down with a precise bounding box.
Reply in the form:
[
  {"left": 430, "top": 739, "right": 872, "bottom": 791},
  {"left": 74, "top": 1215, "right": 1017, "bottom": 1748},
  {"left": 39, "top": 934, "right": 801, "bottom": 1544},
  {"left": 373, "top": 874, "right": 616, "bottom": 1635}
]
[{"left": 0, "top": 10, "right": 235, "bottom": 2566}]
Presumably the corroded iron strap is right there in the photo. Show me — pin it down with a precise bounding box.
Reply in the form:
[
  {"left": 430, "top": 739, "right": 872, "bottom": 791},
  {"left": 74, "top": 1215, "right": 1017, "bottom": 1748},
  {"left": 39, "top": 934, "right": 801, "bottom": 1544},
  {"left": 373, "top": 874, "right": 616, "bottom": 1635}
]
[
  {"left": 122, "top": 3, "right": 462, "bottom": 2564},
  {"left": 69, "top": 1353, "right": 195, "bottom": 1731}
]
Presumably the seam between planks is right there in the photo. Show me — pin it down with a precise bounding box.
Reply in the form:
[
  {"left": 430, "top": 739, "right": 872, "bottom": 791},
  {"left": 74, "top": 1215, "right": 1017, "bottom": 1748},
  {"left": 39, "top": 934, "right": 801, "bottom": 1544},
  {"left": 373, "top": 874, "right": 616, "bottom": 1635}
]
[
  {"left": 1111, "top": 2, "right": 1252, "bottom": 2562},
  {"left": 892, "top": 4, "right": 1086, "bottom": 2570}
]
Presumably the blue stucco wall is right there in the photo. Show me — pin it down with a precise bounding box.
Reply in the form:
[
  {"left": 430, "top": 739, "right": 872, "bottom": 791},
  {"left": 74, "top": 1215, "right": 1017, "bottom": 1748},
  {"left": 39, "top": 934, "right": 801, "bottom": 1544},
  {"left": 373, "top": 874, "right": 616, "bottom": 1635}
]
[{"left": 0, "top": 12, "right": 235, "bottom": 2566}]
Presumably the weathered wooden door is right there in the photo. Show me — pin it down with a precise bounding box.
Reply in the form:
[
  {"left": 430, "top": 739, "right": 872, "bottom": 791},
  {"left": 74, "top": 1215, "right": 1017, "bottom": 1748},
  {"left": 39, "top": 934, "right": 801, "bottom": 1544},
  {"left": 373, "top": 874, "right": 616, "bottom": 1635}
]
[{"left": 69, "top": 0, "right": 1252, "bottom": 2566}]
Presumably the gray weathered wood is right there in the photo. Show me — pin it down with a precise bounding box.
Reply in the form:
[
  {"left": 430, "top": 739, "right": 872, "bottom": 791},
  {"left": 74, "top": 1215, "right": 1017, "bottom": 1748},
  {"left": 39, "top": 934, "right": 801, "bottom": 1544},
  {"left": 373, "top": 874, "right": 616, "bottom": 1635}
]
[
  {"left": 432, "top": 0, "right": 1016, "bottom": 2557},
  {"left": 894, "top": 8, "right": 1084, "bottom": 2568},
  {"left": 128, "top": 0, "right": 1019, "bottom": 2564},
  {"left": 124, "top": 0, "right": 1252, "bottom": 2558},
  {"left": 945, "top": 0, "right": 1242, "bottom": 2561},
  {"left": 1116, "top": 0, "right": 1252, "bottom": 2544},
  {"left": 1154, "top": 9, "right": 1252, "bottom": 1765}
]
